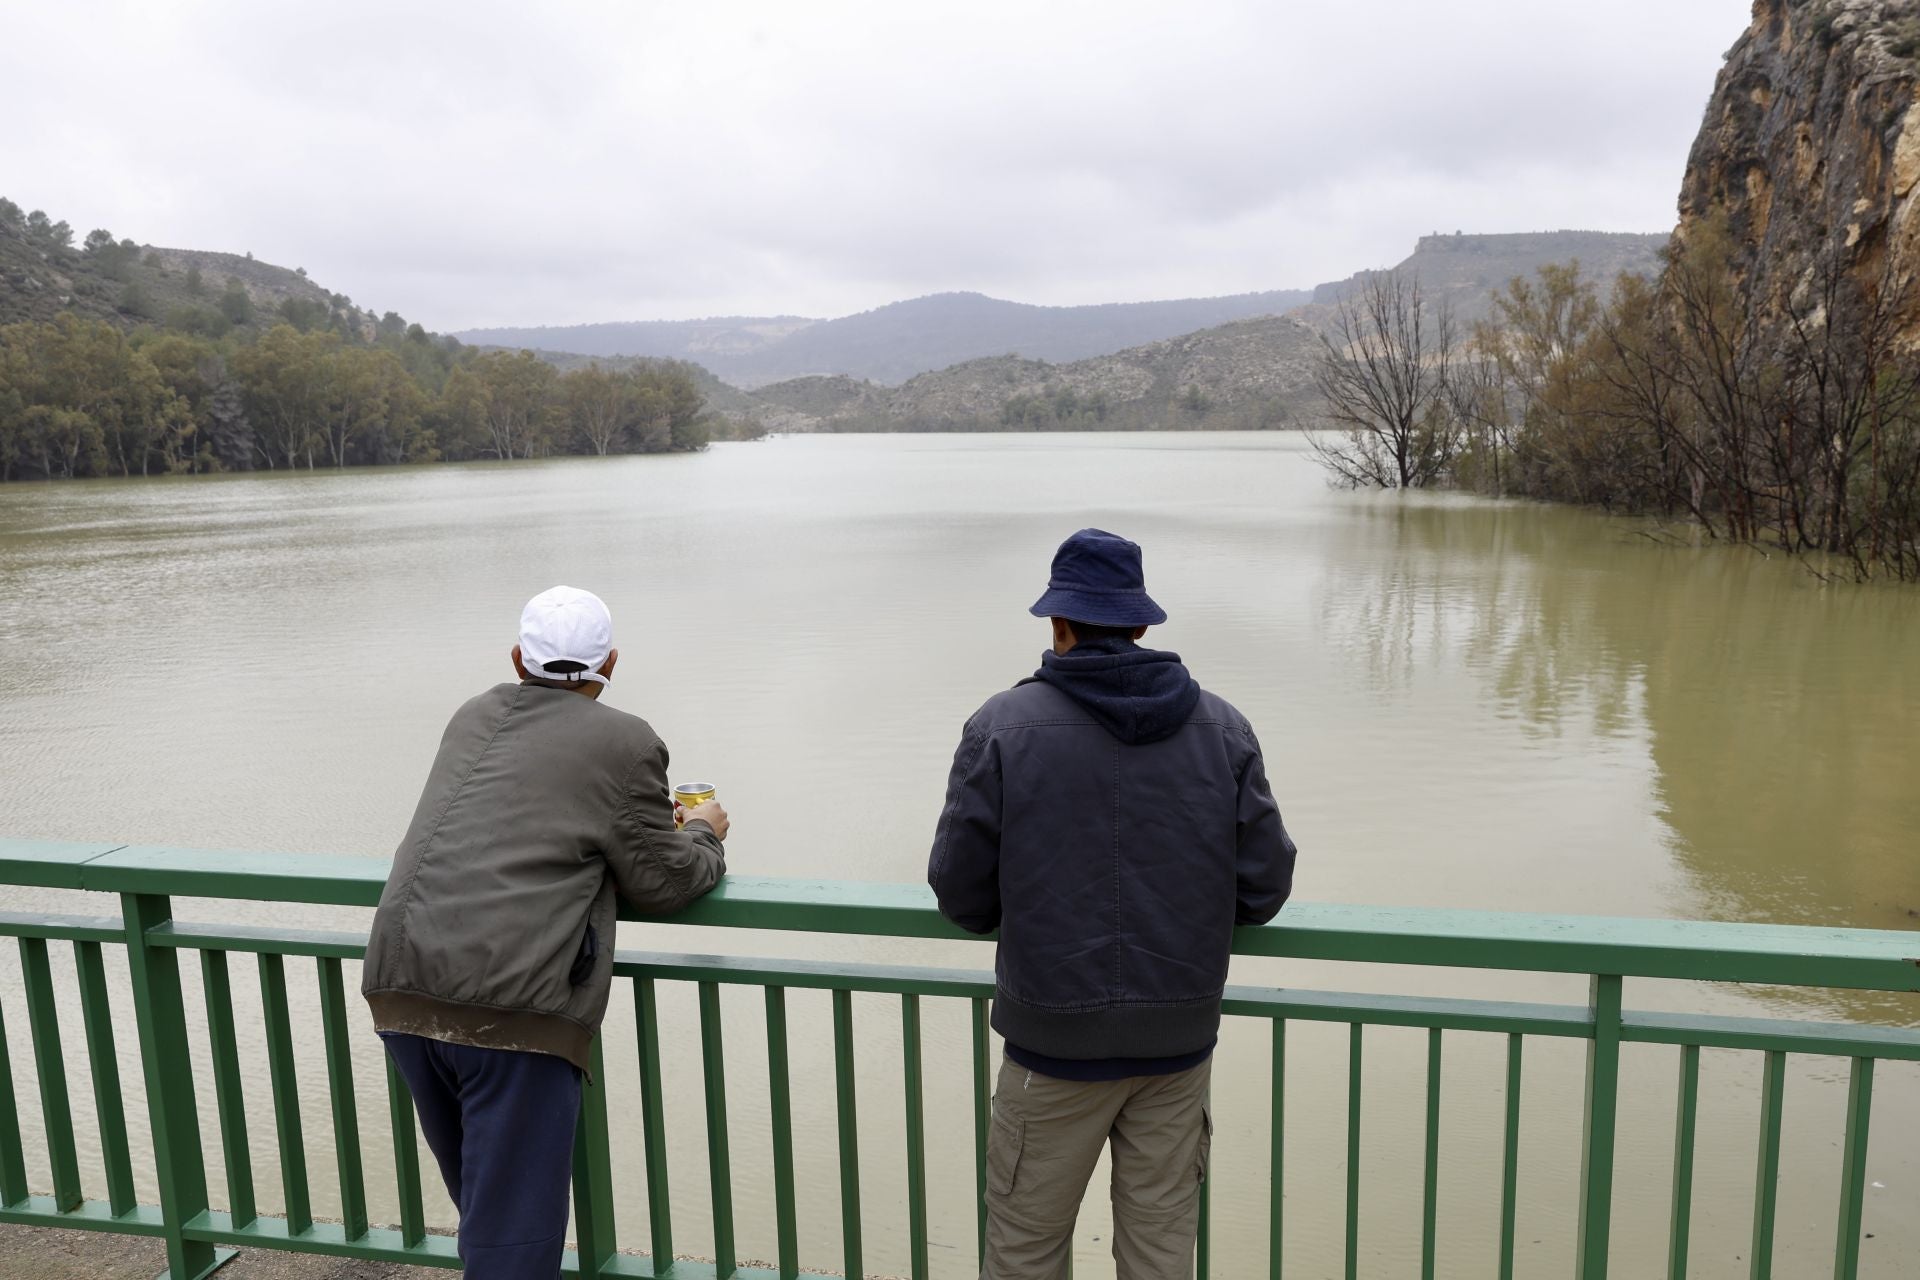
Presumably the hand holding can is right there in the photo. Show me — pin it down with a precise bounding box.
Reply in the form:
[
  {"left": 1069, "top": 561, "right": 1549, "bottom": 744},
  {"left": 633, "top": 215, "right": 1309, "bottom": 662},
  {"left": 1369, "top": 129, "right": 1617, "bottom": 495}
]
[{"left": 673, "top": 782, "right": 726, "bottom": 838}]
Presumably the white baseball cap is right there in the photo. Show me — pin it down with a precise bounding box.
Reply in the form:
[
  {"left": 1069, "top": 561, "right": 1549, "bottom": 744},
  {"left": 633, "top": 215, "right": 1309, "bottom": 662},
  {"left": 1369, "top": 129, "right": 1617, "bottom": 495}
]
[{"left": 519, "top": 586, "right": 614, "bottom": 686}]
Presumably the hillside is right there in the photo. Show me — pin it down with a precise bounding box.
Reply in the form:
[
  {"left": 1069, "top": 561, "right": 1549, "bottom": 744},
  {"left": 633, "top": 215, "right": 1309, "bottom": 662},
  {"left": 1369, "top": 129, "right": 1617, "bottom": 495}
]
[
  {"left": 457, "top": 286, "right": 1313, "bottom": 388},
  {"left": 722, "top": 312, "right": 1323, "bottom": 433},
  {"left": 1676, "top": 0, "right": 1920, "bottom": 345},
  {"left": 1306, "top": 230, "right": 1670, "bottom": 323},
  {"left": 1, "top": 199, "right": 369, "bottom": 338}
]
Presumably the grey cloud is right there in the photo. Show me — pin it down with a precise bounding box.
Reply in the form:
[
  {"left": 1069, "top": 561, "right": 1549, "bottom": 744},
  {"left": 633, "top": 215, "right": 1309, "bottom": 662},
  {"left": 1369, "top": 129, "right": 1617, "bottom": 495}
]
[{"left": 1, "top": 0, "right": 1752, "bottom": 329}]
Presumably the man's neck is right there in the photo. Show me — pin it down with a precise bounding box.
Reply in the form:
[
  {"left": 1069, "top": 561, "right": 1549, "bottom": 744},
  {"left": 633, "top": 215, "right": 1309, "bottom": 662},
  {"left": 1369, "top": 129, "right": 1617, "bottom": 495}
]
[{"left": 521, "top": 678, "right": 600, "bottom": 699}]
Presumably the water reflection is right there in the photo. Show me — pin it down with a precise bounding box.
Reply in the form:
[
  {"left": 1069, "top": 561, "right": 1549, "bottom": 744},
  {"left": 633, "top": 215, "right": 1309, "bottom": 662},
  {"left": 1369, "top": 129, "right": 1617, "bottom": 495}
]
[
  {"left": 1311, "top": 489, "right": 1920, "bottom": 1021},
  {"left": 1314, "top": 498, "right": 1645, "bottom": 739}
]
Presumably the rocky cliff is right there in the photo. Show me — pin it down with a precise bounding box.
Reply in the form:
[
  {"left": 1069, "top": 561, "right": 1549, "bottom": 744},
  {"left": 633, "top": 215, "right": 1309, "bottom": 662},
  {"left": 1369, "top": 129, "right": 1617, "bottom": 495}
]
[{"left": 1677, "top": 0, "right": 1920, "bottom": 340}]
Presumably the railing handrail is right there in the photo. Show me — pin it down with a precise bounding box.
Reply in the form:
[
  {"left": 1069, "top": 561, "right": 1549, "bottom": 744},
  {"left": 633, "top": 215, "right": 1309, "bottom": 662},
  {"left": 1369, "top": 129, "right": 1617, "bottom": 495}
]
[
  {"left": 4, "top": 836, "right": 1917, "bottom": 1279},
  {"left": 6, "top": 838, "right": 1917, "bottom": 992}
]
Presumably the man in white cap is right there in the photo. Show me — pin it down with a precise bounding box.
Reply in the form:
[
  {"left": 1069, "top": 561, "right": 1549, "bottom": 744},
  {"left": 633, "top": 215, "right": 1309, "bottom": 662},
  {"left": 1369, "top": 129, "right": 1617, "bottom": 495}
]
[{"left": 363, "top": 585, "right": 729, "bottom": 1278}]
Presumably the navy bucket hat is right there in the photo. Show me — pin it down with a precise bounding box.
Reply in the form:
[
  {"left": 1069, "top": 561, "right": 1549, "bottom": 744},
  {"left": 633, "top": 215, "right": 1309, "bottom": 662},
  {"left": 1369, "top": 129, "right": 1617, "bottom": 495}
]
[{"left": 1028, "top": 528, "right": 1168, "bottom": 627}]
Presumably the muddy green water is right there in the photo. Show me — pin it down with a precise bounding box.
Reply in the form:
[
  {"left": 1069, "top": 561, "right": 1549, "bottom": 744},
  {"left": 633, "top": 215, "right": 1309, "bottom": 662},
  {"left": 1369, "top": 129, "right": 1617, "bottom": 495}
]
[{"left": 1, "top": 433, "right": 1915, "bottom": 1277}]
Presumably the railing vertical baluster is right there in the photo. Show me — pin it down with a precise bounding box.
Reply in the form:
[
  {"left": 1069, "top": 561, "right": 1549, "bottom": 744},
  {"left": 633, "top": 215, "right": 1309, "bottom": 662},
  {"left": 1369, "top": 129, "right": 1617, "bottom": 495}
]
[
  {"left": 1499, "top": 1033, "right": 1522, "bottom": 1280},
  {"left": 1666, "top": 1044, "right": 1700, "bottom": 1280},
  {"left": 698, "top": 981, "right": 736, "bottom": 1277},
  {"left": 764, "top": 986, "right": 799, "bottom": 1280},
  {"left": 1576, "top": 974, "right": 1623, "bottom": 1280},
  {"left": 315, "top": 957, "right": 367, "bottom": 1240},
  {"left": 633, "top": 977, "right": 674, "bottom": 1264},
  {"left": 1422, "top": 1027, "right": 1442, "bottom": 1280},
  {"left": 971, "top": 996, "right": 990, "bottom": 1270},
  {"left": 901, "top": 993, "right": 929, "bottom": 1280},
  {"left": 73, "top": 939, "right": 135, "bottom": 1216},
  {"left": 122, "top": 892, "right": 229, "bottom": 1278},
  {"left": 1345, "top": 1022, "right": 1362, "bottom": 1280},
  {"left": 1749, "top": 1050, "right": 1787, "bottom": 1279},
  {"left": 384, "top": 1055, "right": 426, "bottom": 1248},
  {"left": 258, "top": 951, "right": 312, "bottom": 1235},
  {"left": 570, "top": 1037, "right": 617, "bottom": 1280},
  {"left": 1270, "top": 1018, "right": 1286, "bottom": 1280},
  {"left": 833, "top": 989, "right": 863, "bottom": 1280},
  {"left": 200, "top": 951, "right": 257, "bottom": 1228},
  {"left": 0, "top": 998, "right": 28, "bottom": 1207},
  {"left": 1831, "top": 1056, "right": 1875, "bottom": 1280},
  {"left": 18, "top": 937, "right": 82, "bottom": 1212}
]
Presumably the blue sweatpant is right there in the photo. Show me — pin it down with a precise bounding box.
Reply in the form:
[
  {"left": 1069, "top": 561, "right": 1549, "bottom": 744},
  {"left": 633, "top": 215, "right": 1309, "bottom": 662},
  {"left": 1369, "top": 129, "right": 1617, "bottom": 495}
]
[{"left": 381, "top": 1033, "right": 582, "bottom": 1279}]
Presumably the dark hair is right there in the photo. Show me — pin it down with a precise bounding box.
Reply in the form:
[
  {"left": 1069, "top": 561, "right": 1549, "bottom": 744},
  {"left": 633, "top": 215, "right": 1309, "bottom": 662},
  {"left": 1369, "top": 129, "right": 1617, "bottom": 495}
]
[{"left": 1062, "top": 619, "right": 1141, "bottom": 644}]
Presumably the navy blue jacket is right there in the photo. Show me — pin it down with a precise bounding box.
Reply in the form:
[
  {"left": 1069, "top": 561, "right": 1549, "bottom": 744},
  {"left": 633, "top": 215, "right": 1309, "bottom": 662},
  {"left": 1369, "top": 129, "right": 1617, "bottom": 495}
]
[{"left": 928, "top": 640, "right": 1296, "bottom": 1060}]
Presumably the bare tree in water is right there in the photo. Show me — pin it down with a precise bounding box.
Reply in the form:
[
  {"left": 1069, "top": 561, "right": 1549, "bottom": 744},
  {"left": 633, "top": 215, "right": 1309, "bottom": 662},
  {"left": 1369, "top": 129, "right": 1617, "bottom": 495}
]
[
  {"left": 1310, "top": 271, "right": 1460, "bottom": 488},
  {"left": 1774, "top": 263, "right": 1920, "bottom": 577}
]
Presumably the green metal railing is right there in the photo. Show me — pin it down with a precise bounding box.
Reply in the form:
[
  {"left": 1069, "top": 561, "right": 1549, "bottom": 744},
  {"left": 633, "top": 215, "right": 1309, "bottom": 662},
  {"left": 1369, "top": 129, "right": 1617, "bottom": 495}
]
[{"left": 0, "top": 838, "right": 1916, "bottom": 1279}]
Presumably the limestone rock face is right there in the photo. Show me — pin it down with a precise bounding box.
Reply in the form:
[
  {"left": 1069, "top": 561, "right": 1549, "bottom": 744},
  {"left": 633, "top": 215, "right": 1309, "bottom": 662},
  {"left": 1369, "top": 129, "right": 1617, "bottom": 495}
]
[{"left": 1677, "top": 0, "right": 1920, "bottom": 340}]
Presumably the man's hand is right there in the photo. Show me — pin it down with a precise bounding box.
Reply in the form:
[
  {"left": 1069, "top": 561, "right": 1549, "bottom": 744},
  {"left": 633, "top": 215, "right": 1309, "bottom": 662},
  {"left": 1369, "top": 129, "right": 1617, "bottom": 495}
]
[{"left": 678, "top": 799, "right": 730, "bottom": 841}]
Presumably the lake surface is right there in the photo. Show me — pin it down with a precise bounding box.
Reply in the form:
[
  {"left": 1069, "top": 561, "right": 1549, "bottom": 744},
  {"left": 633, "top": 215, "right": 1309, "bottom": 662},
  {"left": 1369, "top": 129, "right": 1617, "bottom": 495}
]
[{"left": 2, "top": 433, "right": 1916, "bottom": 1277}]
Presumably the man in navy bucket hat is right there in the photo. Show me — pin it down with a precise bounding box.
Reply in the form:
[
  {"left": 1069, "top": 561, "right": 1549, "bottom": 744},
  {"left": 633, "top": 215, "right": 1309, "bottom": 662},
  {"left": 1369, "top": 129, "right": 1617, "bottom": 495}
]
[
  {"left": 1031, "top": 527, "right": 1169, "bottom": 627},
  {"left": 929, "top": 528, "right": 1298, "bottom": 1280}
]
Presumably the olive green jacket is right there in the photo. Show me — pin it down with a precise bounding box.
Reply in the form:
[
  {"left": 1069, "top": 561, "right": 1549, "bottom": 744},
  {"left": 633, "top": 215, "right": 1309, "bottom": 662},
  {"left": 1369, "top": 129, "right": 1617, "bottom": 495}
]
[{"left": 362, "top": 682, "right": 725, "bottom": 1071}]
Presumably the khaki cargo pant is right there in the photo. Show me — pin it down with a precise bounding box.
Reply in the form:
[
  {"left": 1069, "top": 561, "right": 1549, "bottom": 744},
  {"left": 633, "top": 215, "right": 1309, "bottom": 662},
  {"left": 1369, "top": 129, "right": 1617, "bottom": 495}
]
[{"left": 981, "top": 1053, "right": 1212, "bottom": 1280}]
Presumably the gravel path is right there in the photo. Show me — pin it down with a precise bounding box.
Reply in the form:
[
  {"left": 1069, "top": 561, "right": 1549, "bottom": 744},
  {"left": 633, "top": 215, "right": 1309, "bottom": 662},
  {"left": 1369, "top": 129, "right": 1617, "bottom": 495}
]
[
  {"left": 0, "top": 1223, "right": 444, "bottom": 1278},
  {"left": 0, "top": 1221, "right": 901, "bottom": 1277}
]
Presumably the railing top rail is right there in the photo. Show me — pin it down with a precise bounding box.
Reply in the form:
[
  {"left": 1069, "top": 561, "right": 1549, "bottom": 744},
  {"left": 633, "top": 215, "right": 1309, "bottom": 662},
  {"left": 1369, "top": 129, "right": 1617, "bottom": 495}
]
[{"left": 5, "top": 838, "right": 1918, "bottom": 991}]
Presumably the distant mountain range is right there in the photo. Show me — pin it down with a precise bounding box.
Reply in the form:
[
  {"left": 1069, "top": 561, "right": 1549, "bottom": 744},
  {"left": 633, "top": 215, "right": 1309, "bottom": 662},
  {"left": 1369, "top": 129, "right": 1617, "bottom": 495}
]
[
  {"left": 725, "top": 231, "right": 1673, "bottom": 433},
  {"left": 459, "top": 231, "right": 1668, "bottom": 394},
  {"left": 456, "top": 288, "right": 1313, "bottom": 387}
]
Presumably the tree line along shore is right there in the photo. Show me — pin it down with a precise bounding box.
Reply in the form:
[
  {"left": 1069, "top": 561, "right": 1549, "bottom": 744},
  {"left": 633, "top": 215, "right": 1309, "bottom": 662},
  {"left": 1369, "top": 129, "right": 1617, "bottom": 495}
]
[
  {"left": 1310, "top": 216, "right": 1920, "bottom": 582},
  {"left": 0, "top": 196, "right": 745, "bottom": 480}
]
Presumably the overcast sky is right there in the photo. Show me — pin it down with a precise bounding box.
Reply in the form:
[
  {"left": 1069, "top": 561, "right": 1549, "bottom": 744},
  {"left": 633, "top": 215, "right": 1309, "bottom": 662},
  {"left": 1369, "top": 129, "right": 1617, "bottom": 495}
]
[{"left": 3, "top": 1, "right": 1753, "bottom": 330}]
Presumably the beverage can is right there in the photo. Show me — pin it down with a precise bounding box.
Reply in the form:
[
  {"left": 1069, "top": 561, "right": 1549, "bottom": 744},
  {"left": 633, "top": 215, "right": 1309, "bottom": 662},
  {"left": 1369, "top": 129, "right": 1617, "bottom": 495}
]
[{"left": 673, "top": 782, "right": 716, "bottom": 827}]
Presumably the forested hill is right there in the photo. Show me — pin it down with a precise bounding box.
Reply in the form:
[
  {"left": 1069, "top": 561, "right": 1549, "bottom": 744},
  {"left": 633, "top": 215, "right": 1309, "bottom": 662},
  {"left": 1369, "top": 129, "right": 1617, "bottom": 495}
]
[
  {"left": 457, "top": 287, "right": 1314, "bottom": 388},
  {"left": 1, "top": 199, "right": 377, "bottom": 340},
  {"left": 0, "top": 196, "right": 733, "bottom": 481}
]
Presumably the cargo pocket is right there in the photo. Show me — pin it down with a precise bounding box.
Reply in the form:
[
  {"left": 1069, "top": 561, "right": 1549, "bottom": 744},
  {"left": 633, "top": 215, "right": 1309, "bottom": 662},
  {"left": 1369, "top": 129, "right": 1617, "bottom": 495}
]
[
  {"left": 987, "top": 1106, "right": 1024, "bottom": 1198},
  {"left": 1195, "top": 1104, "right": 1213, "bottom": 1184}
]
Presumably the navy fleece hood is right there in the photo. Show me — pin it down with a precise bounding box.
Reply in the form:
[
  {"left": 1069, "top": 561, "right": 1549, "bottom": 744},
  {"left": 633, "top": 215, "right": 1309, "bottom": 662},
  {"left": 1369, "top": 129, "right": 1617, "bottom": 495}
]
[{"left": 1033, "top": 637, "right": 1201, "bottom": 745}]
